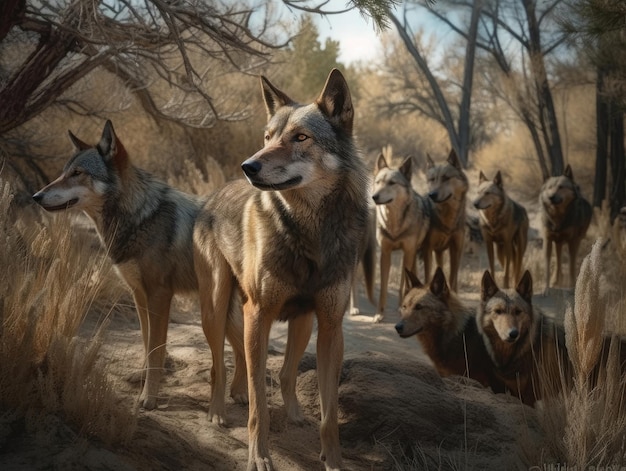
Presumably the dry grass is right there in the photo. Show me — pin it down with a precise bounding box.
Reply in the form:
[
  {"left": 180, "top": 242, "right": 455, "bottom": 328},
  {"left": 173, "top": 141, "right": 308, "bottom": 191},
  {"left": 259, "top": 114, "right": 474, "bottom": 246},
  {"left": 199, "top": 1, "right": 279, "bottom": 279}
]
[
  {"left": 528, "top": 239, "right": 626, "bottom": 467},
  {"left": 0, "top": 180, "right": 136, "bottom": 445}
]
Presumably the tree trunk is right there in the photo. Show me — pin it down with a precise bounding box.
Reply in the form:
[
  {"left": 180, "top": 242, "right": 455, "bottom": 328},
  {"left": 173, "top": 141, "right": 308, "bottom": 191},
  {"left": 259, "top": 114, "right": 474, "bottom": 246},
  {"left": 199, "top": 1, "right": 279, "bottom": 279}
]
[
  {"left": 594, "top": 68, "right": 609, "bottom": 208},
  {"left": 522, "top": 0, "right": 564, "bottom": 176}
]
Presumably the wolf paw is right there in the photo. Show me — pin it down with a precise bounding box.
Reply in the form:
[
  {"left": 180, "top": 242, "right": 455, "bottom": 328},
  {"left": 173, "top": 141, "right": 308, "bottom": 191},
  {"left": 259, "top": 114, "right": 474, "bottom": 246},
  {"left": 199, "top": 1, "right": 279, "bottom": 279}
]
[
  {"left": 208, "top": 408, "right": 228, "bottom": 427},
  {"left": 139, "top": 393, "right": 158, "bottom": 410},
  {"left": 373, "top": 313, "right": 384, "bottom": 323},
  {"left": 349, "top": 307, "right": 360, "bottom": 316},
  {"left": 231, "top": 390, "right": 249, "bottom": 405}
]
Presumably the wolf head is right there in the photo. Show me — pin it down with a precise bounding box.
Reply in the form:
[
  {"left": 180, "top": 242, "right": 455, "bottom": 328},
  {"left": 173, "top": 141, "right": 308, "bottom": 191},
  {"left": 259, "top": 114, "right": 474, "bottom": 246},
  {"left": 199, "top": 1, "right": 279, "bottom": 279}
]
[
  {"left": 473, "top": 170, "right": 505, "bottom": 210},
  {"left": 395, "top": 267, "right": 452, "bottom": 338},
  {"left": 33, "top": 120, "right": 127, "bottom": 213},
  {"left": 540, "top": 165, "right": 579, "bottom": 209},
  {"left": 479, "top": 270, "right": 533, "bottom": 344},
  {"left": 425, "top": 149, "right": 468, "bottom": 203},
  {"left": 371, "top": 154, "right": 414, "bottom": 205},
  {"left": 241, "top": 69, "right": 355, "bottom": 192}
]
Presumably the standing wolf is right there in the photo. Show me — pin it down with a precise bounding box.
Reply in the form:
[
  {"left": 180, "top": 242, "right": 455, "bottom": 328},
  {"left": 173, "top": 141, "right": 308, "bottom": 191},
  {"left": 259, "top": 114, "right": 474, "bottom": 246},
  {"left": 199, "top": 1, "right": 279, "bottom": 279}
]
[
  {"left": 422, "top": 150, "right": 469, "bottom": 291},
  {"left": 473, "top": 170, "right": 529, "bottom": 288},
  {"left": 193, "top": 69, "right": 370, "bottom": 471},
  {"left": 371, "top": 153, "right": 429, "bottom": 323},
  {"left": 32, "top": 121, "right": 247, "bottom": 424},
  {"left": 395, "top": 267, "right": 505, "bottom": 392},
  {"left": 540, "top": 165, "right": 592, "bottom": 290}
]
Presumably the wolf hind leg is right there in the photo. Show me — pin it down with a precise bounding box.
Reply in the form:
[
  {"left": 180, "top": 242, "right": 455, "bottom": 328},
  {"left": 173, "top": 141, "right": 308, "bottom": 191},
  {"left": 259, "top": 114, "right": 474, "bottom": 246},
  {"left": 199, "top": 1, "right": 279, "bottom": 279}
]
[{"left": 280, "top": 313, "right": 314, "bottom": 423}]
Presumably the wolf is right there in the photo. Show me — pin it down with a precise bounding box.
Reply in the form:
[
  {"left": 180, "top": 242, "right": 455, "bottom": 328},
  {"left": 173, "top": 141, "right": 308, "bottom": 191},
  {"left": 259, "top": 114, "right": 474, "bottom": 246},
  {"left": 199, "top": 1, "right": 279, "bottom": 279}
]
[
  {"left": 421, "top": 150, "right": 469, "bottom": 291},
  {"left": 32, "top": 120, "right": 247, "bottom": 424},
  {"left": 371, "top": 153, "right": 429, "bottom": 323},
  {"left": 473, "top": 170, "right": 529, "bottom": 289},
  {"left": 193, "top": 69, "right": 370, "bottom": 471},
  {"left": 478, "top": 270, "right": 571, "bottom": 405},
  {"left": 613, "top": 206, "right": 626, "bottom": 262},
  {"left": 395, "top": 266, "right": 505, "bottom": 392},
  {"left": 540, "top": 165, "right": 592, "bottom": 290}
]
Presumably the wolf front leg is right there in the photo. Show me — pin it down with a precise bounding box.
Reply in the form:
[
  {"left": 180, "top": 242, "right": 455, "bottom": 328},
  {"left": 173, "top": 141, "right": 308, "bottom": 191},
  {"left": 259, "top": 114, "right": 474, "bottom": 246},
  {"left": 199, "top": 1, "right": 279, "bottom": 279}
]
[
  {"left": 315, "top": 286, "right": 349, "bottom": 471},
  {"left": 244, "top": 300, "right": 275, "bottom": 471}
]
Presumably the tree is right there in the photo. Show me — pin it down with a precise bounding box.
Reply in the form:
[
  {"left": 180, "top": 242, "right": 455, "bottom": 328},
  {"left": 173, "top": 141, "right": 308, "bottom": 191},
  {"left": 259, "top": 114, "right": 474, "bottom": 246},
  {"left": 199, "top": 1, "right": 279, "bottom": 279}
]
[{"left": 564, "top": 0, "right": 626, "bottom": 218}]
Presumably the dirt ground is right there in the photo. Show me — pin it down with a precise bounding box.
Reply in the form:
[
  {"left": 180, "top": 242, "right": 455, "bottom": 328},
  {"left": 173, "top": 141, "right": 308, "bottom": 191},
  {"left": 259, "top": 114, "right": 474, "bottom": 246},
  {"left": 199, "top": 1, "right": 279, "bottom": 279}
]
[{"left": 0, "top": 236, "right": 578, "bottom": 471}]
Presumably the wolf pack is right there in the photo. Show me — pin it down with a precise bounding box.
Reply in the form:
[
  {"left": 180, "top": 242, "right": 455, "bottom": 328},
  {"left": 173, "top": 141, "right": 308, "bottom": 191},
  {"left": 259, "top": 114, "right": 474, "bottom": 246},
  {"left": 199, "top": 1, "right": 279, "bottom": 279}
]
[{"left": 30, "top": 69, "right": 624, "bottom": 470}]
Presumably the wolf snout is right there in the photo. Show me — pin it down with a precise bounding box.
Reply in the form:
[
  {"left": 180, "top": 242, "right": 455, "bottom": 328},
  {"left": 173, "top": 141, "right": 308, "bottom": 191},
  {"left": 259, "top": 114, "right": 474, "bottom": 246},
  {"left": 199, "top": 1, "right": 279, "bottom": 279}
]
[
  {"left": 506, "top": 328, "right": 519, "bottom": 342},
  {"left": 32, "top": 192, "right": 43, "bottom": 204},
  {"left": 549, "top": 194, "right": 561, "bottom": 205},
  {"left": 395, "top": 321, "right": 405, "bottom": 335},
  {"left": 428, "top": 191, "right": 438, "bottom": 201},
  {"left": 241, "top": 160, "right": 262, "bottom": 178}
]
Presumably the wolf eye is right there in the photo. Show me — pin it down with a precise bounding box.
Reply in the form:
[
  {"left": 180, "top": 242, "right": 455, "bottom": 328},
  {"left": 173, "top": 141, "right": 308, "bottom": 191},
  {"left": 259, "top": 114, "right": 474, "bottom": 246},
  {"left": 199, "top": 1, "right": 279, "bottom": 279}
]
[
  {"left": 264, "top": 133, "right": 271, "bottom": 141},
  {"left": 296, "top": 134, "right": 308, "bottom": 142},
  {"left": 494, "top": 308, "right": 504, "bottom": 315},
  {"left": 72, "top": 169, "right": 82, "bottom": 177}
]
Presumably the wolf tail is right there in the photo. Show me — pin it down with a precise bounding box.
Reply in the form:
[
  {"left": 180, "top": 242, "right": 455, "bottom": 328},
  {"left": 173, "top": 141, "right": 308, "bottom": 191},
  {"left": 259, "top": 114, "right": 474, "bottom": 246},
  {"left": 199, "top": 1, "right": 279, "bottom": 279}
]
[{"left": 362, "top": 212, "right": 377, "bottom": 306}]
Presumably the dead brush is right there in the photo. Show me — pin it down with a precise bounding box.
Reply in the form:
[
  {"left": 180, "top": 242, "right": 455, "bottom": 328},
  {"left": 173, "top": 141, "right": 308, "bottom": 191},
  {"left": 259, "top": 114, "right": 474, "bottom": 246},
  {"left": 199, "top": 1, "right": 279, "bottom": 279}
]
[
  {"left": 0, "top": 180, "right": 135, "bottom": 445},
  {"left": 529, "top": 239, "right": 626, "bottom": 467}
]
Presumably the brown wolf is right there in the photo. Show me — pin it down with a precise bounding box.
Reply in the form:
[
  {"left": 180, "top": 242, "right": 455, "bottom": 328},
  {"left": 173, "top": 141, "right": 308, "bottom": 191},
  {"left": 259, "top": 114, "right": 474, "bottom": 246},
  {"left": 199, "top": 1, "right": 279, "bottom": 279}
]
[
  {"left": 395, "top": 266, "right": 505, "bottom": 392},
  {"left": 422, "top": 149, "right": 469, "bottom": 291},
  {"left": 372, "top": 153, "right": 429, "bottom": 323},
  {"left": 32, "top": 120, "right": 247, "bottom": 423},
  {"left": 540, "top": 165, "right": 592, "bottom": 290},
  {"left": 478, "top": 270, "right": 570, "bottom": 405},
  {"left": 473, "top": 170, "right": 529, "bottom": 289},
  {"left": 193, "top": 69, "right": 370, "bottom": 470}
]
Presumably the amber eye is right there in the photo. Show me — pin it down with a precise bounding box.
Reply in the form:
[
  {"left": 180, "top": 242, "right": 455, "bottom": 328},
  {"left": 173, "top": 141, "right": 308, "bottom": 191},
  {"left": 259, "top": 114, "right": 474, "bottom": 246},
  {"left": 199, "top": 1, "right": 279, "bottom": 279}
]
[
  {"left": 264, "top": 133, "right": 271, "bottom": 141},
  {"left": 72, "top": 169, "right": 82, "bottom": 177},
  {"left": 495, "top": 308, "right": 504, "bottom": 315},
  {"left": 296, "top": 134, "right": 308, "bottom": 142}
]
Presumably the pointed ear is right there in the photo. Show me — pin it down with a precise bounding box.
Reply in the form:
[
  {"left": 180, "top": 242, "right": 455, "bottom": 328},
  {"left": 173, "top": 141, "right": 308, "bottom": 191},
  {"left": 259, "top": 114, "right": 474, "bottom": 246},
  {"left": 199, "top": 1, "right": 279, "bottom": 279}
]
[
  {"left": 481, "top": 270, "right": 499, "bottom": 302},
  {"left": 375, "top": 153, "right": 388, "bottom": 172},
  {"left": 564, "top": 164, "right": 573, "bottom": 180},
  {"left": 316, "top": 69, "right": 354, "bottom": 135},
  {"left": 260, "top": 75, "right": 294, "bottom": 120},
  {"left": 68, "top": 130, "right": 90, "bottom": 152},
  {"left": 404, "top": 268, "right": 423, "bottom": 295},
  {"left": 430, "top": 267, "right": 449, "bottom": 298},
  {"left": 426, "top": 153, "right": 435, "bottom": 169},
  {"left": 494, "top": 170, "right": 503, "bottom": 188},
  {"left": 97, "top": 120, "right": 128, "bottom": 169},
  {"left": 447, "top": 149, "right": 462, "bottom": 169},
  {"left": 478, "top": 170, "right": 487, "bottom": 184},
  {"left": 516, "top": 270, "right": 533, "bottom": 303},
  {"left": 399, "top": 156, "right": 413, "bottom": 179}
]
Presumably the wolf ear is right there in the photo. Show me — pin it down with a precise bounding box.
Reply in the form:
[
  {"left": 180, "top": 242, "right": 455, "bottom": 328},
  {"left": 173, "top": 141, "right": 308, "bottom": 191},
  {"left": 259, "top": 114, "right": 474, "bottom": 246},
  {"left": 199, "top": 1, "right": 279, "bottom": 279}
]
[
  {"left": 426, "top": 153, "right": 435, "bottom": 169},
  {"left": 399, "top": 156, "right": 413, "bottom": 179},
  {"left": 515, "top": 270, "right": 533, "bottom": 303},
  {"left": 316, "top": 68, "right": 354, "bottom": 134},
  {"left": 493, "top": 170, "right": 503, "bottom": 188},
  {"left": 478, "top": 170, "right": 487, "bottom": 184},
  {"left": 564, "top": 164, "right": 574, "bottom": 180},
  {"left": 97, "top": 120, "right": 128, "bottom": 169},
  {"left": 375, "top": 153, "right": 388, "bottom": 172},
  {"left": 430, "top": 267, "right": 449, "bottom": 298},
  {"left": 447, "top": 149, "right": 462, "bottom": 169},
  {"left": 68, "top": 131, "right": 91, "bottom": 152},
  {"left": 481, "top": 270, "right": 499, "bottom": 301},
  {"left": 260, "top": 75, "right": 294, "bottom": 119},
  {"left": 404, "top": 268, "right": 423, "bottom": 294}
]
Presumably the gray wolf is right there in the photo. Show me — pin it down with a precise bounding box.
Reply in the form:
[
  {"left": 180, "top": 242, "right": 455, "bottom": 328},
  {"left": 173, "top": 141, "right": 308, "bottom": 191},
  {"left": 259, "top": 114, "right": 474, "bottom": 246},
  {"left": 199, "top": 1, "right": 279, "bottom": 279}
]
[
  {"left": 478, "top": 269, "right": 570, "bottom": 405},
  {"left": 32, "top": 120, "right": 247, "bottom": 424},
  {"left": 395, "top": 266, "right": 505, "bottom": 392},
  {"left": 372, "top": 153, "right": 429, "bottom": 323},
  {"left": 473, "top": 170, "right": 529, "bottom": 288},
  {"left": 193, "top": 69, "right": 370, "bottom": 470},
  {"left": 540, "top": 165, "right": 592, "bottom": 290},
  {"left": 613, "top": 206, "right": 626, "bottom": 262},
  {"left": 422, "top": 150, "right": 469, "bottom": 291}
]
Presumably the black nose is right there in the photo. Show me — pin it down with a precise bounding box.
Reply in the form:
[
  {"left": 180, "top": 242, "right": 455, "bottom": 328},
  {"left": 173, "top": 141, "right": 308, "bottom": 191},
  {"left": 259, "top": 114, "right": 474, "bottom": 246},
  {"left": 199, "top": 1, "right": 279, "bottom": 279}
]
[
  {"left": 508, "top": 328, "right": 519, "bottom": 341},
  {"left": 428, "top": 191, "right": 438, "bottom": 201},
  {"left": 242, "top": 160, "right": 262, "bottom": 177},
  {"left": 32, "top": 193, "right": 43, "bottom": 203},
  {"left": 549, "top": 195, "right": 560, "bottom": 204},
  {"left": 372, "top": 194, "right": 380, "bottom": 204},
  {"left": 395, "top": 322, "right": 404, "bottom": 335},
  {"left": 473, "top": 201, "right": 480, "bottom": 209}
]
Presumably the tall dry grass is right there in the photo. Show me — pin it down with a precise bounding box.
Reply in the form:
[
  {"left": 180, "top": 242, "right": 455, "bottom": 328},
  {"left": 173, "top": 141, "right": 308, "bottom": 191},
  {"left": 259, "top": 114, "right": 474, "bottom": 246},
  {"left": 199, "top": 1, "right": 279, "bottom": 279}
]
[
  {"left": 529, "top": 239, "right": 626, "bottom": 467},
  {"left": 0, "top": 180, "right": 136, "bottom": 445}
]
